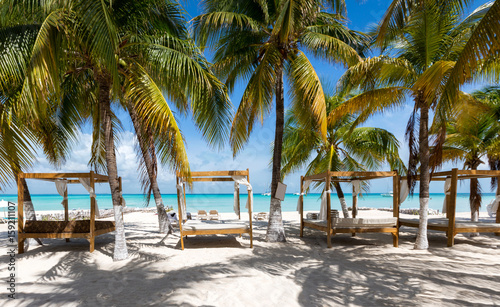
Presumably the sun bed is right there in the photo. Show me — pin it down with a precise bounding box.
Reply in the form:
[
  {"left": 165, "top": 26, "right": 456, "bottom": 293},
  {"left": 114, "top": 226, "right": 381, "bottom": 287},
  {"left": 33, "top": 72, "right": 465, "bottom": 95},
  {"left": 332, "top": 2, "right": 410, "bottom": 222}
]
[
  {"left": 176, "top": 170, "right": 253, "bottom": 250},
  {"left": 198, "top": 210, "right": 208, "bottom": 220},
  {"left": 298, "top": 171, "right": 400, "bottom": 248},
  {"left": 399, "top": 169, "right": 500, "bottom": 246},
  {"left": 180, "top": 220, "right": 249, "bottom": 234},
  {"left": 208, "top": 210, "right": 220, "bottom": 220},
  {"left": 17, "top": 172, "right": 117, "bottom": 254},
  {"left": 253, "top": 212, "right": 268, "bottom": 221},
  {"left": 304, "top": 217, "right": 398, "bottom": 234},
  {"left": 399, "top": 218, "right": 500, "bottom": 233}
]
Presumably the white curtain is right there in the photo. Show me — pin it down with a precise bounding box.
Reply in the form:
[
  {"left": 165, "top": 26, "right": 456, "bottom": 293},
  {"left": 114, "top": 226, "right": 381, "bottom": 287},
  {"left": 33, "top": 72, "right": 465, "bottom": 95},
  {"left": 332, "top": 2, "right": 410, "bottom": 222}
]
[
  {"left": 400, "top": 179, "right": 409, "bottom": 204},
  {"left": 442, "top": 178, "right": 452, "bottom": 214},
  {"left": 233, "top": 182, "right": 240, "bottom": 216},
  {"left": 176, "top": 182, "right": 187, "bottom": 220},
  {"left": 232, "top": 176, "right": 253, "bottom": 211},
  {"left": 352, "top": 180, "right": 361, "bottom": 197},
  {"left": 319, "top": 190, "right": 331, "bottom": 220},
  {"left": 79, "top": 178, "right": 100, "bottom": 218},
  {"left": 55, "top": 179, "right": 68, "bottom": 207},
  {"left": 296, "top": 179, "right": 312, "bottom": 212},
  {"left": 488, "top": 195, "right": 500, "bottom": 217}
]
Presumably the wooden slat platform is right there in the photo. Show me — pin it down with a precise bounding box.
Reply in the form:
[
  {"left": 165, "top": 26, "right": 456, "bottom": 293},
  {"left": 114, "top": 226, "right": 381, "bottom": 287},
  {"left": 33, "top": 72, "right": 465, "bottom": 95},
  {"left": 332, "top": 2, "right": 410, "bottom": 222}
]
[{"left": 400, "top": 218, "right": 500, "bottom": 233}]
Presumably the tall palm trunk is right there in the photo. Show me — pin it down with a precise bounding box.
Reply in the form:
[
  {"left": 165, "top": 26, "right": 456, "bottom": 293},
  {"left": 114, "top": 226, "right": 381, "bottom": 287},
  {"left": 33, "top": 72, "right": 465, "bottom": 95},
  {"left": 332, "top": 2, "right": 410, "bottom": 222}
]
[
  {"left": 98, "top": 71, "right": 128, "bottom": 261},
  {"left": 415, "top": 101, "right": 430, "bottom": 250},
  {"left": 333, "top": 182, "right": 350, "bottom": 218},
  {"left": 470, "top": 162, "right": 481, "bottom": 227},
  {"left": 127, "top": 102, "right": 171, "bottom": 234},
  {"left": 266, "top": 64, "right": 286, "bottom": 242}
]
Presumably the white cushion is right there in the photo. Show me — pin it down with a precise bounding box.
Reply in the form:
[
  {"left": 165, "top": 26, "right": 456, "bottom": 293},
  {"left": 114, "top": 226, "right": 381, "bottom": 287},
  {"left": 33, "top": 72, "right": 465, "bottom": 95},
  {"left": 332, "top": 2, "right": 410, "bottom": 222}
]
[{"left": 331, "top": 217, "right": 398, "bottom": 227}]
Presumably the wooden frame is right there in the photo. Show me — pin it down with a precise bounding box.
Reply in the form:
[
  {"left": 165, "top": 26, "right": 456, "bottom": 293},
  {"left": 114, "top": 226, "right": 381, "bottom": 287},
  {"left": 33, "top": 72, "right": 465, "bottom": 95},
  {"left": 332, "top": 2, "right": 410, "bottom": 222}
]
[
  {"left": 176, "top": 169, "right": 253, "bottom": 250},
  {"left": 17, "top": 171, "right": 117, "bottom": 254},
  {"left": 299, "top": 171, "right": 400, "bottom": 248},
  {"left": 399, "top": 168, "right": 500, "bottom": 246}
]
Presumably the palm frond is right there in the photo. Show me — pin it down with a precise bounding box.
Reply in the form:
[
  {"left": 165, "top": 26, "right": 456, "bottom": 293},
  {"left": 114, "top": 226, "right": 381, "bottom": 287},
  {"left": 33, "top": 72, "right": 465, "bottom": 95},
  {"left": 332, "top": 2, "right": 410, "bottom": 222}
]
[
  {"left": 230, "top": 44, "right": 280, "bottom": 156},
  {"left": 287, "top": 51, "right": 327, "bottom": 139}
]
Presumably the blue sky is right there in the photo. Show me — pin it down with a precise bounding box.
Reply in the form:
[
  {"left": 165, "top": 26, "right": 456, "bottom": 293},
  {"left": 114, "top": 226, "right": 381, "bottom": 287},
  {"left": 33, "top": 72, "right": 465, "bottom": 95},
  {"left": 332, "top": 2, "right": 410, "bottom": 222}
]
[{"left": 1, "top": 0, "right": 495, "bottom": 196}]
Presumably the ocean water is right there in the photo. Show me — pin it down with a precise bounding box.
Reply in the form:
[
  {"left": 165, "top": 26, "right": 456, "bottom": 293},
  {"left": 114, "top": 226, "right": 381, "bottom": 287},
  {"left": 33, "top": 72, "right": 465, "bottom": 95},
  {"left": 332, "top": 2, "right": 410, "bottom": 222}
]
[{"left": 0, "top": 192, "right": 496, "bottom": 214}]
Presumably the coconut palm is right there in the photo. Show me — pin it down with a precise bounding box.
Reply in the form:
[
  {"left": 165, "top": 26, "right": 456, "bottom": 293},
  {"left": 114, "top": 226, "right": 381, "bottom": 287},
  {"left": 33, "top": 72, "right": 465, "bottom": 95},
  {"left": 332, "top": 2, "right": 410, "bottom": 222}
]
[
  {"left": 0, "top": 21, "right": 82, "bottom": 248},
  {"left": 282, "top": 91, "right": 405, "bottom": 216},
  {"left": 332, "top": 0, "right": 499, "bottom": 249},
  {"left": 4, "top": 0, "right": 231, "bottom": 260},
  {"left": 193, "top": 0, "right": 367, "bottom": 242},
  {"left": 431, "top": 88, "right": 500, "bottom": 223}
]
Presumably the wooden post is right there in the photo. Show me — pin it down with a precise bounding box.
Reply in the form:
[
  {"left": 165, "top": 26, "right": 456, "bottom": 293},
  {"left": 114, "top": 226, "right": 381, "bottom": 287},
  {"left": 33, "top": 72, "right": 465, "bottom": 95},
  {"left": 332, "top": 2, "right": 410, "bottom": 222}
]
[
  {"left": 495, "top": 177, "right": 500, "bottom": 235},
  {"left": 496, "top": 177, "right": 500, "bottom": 223},
  {"left": 64, "top": 185, "right": 70, "bottom": 243},
  {"left": 326, "top": 173, "right": 332, "bottom": 248},
  {"left": 236, "top": 184, "right": 241, "bottom": 220},
  {"left": 352, "top": 183, "right": 357, "bottom": 237},
  {"left": 392, "top": 172, "right": 399, "bottom": 247},
  {"left": 447, "top": 168, "right": 458, "bottom": 247},
  {"left": 89, "top": 171, "right": 95, "bottom": 252},
  {"left": 18, "top": 173, "right": 25, "bottom": 254},
  {"left": 352, "top": 183, "right": 358, "bottom": 219},
  {"left": 247, "top": 169, "right": 253, "bottom": 248},
  {"left": 176, "top": 173, "right": 184, "bottom": 250},
  {"left": 300, "top": 176, "right": 304, "bottom": 237},
  {"left": 445, "top": 176, "right": 451, "bottom": 219}
]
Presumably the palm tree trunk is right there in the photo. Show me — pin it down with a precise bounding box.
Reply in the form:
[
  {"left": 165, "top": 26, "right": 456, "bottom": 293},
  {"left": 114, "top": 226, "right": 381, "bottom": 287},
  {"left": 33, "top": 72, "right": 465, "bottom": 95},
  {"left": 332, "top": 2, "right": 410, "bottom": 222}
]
[
  {"left": 14, "top": 173, "right": 43, "bottom": 247},
  {"left": 470, "top": 163, "right": 481, "bottom": 237},
  {"left": 266, "top": 65, "right": 286, "bottom": 242},
  {"left": 333, "top": 182, "right": 350, "bottom": 218},
  {"left": 127, "top": 101, "right": 171, "bottom": 234},
  {"left": 415, "top": 102, "right": 429, "bottom": 250},
  {"left": 98, "top": 71, "right": 128, "bottom": 261}
]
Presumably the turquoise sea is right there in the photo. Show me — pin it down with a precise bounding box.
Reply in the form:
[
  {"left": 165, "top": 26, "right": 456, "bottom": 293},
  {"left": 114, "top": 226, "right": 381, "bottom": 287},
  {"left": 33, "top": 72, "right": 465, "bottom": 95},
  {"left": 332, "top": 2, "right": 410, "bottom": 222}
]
[{"left": 0, "top": 193, "right": 497, "bottom": 213}]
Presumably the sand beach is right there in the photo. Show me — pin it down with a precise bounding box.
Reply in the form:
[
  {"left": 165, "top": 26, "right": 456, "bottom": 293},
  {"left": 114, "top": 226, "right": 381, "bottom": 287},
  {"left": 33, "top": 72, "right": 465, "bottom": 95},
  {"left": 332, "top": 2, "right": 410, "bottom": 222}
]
[{"left": 1, "top": 210, "right": 499, "bottom": 306}]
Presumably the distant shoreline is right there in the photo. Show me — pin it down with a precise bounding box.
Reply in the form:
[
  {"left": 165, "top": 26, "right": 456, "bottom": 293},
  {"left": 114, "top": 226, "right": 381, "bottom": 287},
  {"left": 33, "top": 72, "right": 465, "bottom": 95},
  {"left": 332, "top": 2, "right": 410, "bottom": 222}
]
[{"left": 1, "top": 192, "right": 497, "bottom": 196}]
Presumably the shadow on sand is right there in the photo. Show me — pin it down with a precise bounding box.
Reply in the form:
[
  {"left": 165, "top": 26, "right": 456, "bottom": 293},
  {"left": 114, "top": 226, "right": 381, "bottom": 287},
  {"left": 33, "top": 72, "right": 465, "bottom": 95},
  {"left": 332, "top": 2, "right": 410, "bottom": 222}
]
[{"left": 5, "top": 217, "right": 500, "bottom": 306}]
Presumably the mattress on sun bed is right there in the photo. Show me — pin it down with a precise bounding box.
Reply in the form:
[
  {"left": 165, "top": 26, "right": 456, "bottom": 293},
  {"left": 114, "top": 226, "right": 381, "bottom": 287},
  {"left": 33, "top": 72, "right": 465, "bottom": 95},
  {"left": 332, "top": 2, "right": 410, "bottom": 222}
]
[
  {"left": 400, "top": 218, "right": 500, "bottom": 229},
  {"left": 23, "top": 220, "right": 115, "bottom": 233},
  {"left": 304, "top": 217, "right": 397, "bottom": 228},
  {"left": 181, "top": 220, "right": 249, "bottom": 231}
]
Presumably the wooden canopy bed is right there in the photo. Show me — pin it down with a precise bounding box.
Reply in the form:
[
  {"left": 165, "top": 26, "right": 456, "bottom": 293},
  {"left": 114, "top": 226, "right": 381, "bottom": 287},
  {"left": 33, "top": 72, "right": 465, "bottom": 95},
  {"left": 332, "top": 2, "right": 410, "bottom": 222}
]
[
  {"left": 176, "top": 170, "right": 253, "bottom": 250},
  {"left": 399, "top": 168, "right": 500, "bottom": 247},
  {"left": 17, "top": 171, "right": 118, "bottom": 253},
  {"left": 298, "top": 171, "right": 400, "bottom": 248}
]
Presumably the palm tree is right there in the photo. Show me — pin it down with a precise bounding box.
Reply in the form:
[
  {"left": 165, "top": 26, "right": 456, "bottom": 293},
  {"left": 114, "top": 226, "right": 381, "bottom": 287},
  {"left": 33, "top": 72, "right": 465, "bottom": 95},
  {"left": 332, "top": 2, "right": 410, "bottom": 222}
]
[
  {"left": 332, "top": 0, "right": 499, "bottom": 249},
  {"left": 431, "top": 88, "right": 500, "bottom": 224},
  {"left": 0, "top": 21, "right": 80, "bottom": 249},
  {"left": 193, "top": 0, "right": 367, "bottom": 242},
  {"left": 4, "top": 0, "right": 231, "bottom": 260},
  {"left": 282, "top": 91, "right": 405, "bottom": 216}
]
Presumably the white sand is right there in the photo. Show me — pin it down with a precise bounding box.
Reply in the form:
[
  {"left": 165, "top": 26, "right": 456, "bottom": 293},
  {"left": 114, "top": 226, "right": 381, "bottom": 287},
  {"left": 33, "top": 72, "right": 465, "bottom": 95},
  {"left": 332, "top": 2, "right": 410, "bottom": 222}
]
[{"left": 1, "top": 210, "right": 500, "bottom": 306}]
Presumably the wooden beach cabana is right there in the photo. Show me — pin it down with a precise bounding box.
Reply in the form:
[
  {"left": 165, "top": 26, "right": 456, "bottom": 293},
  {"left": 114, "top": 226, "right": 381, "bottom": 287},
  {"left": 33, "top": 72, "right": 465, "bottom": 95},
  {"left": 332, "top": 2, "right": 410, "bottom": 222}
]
[
  {"left": 176, "top": 170, "right": 253, "bottom": 250},
  {"left": 298, "top": 171, "right": 400, "bottom": 248},
  {"left": 399, "top": 168, "right": 500, "bottom": 246},
  {"left": 17, "top": 171, "right": 117, "bottom": 254}
]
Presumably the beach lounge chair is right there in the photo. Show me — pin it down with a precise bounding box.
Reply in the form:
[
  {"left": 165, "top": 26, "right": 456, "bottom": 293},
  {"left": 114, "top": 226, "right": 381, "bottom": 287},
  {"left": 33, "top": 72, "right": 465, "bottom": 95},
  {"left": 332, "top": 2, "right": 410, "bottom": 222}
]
[
  {"left": 208, "top": 210, "right": 220, "bottom": 220},
  {"left": 253, "top": 212, "right": 268, "bottom": 220},
  {"left": 198, "top": 210, "right": 208, "bottom": 220}
]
